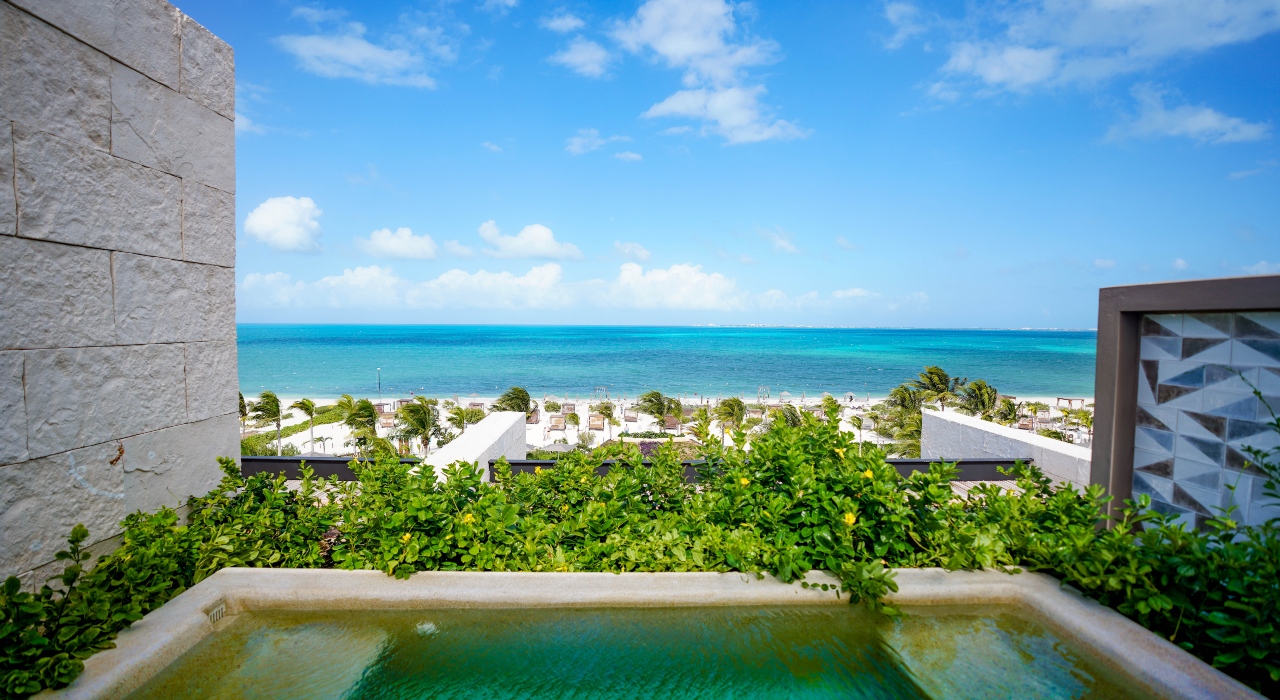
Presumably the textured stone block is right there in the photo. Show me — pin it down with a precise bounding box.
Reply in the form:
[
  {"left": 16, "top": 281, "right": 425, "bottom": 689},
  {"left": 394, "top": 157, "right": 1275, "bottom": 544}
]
[
  {"left": 179, "top": 15, "right": 234, "bottom": 119},
  {"left": 110, "top": 62, "right": 234, "bottom": 193},
  {"left": 0, "top": 353, "right": 26, "bottom": 466},
  {"left": 0, "top": 237, "right": 116, "bottom": 349},
  {"left": 185, "top": 341, "right": 238, "bottom": 422},
  {"left": 10, "top": 0, "right": 180, "bottom": 89},
  {"left": 0, "top": 122, "right": 13, "bottom": 236},
  {"left": 14, "top": 127, "right": 181, "bottom": 257},
  {"left": 0, "top": 2, "right": 111, "bottom": 150},
  {"left": 113, "top": 254, "right": 235, "bottom": 344},
  {"left": 0, "top": 441, "right": 126, "bottom": 577},
  {"left": 24, "top": 344, "right": 187, "bottom": 458},
  {"left": 122, "top": 412, "right": 236, "bottom": 514},
  {"left": 182, "top": 180, "right": 234, "bottom": 267}
]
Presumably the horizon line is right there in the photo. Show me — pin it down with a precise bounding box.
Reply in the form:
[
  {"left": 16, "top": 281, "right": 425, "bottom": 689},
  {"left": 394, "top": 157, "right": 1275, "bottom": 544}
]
[{"left": 234, "top": 322, "right": 1101, "bottom": 332}]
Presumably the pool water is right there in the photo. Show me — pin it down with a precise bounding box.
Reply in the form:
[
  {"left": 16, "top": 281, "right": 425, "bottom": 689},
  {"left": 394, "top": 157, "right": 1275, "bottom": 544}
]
[{"left": 126, "top": 606, "right": 1146, "bottom": 700}]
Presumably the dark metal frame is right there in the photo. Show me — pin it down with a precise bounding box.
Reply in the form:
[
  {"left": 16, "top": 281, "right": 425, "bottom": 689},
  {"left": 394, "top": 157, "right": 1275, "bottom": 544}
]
[{"left": 1091, "top": 274, "right": 1280, "bottom": 518}]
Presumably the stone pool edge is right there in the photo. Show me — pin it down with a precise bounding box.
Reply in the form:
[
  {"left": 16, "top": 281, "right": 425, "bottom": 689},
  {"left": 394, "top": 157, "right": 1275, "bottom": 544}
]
[{"left": 41, "top": 568, "right": 1261, "bottom": 700}]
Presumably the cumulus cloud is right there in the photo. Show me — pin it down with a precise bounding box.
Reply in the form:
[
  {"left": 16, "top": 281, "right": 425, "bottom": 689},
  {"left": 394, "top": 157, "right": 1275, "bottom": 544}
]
[
  {"left": 541, "top": 12, "right": 585, "bottom": 33},
  {"left": 550, "top": 37, "right": 613, "bottom": 77},
  {"left": 357, "top": 227, "right": 439, "bottom": 259},
  {"left": 614, "top": 151, "right": 643, "bottom": 161},
  {"left": 481, "top": 0, "right": 519, "bottom": 14},
  {"left": 409, "top": 264, "right": 571, "bottom": 308},
  {"left": 477, "top": 220, "right": 583, "bottom": 259},
  {"left": 833, "top": 287, "right": 877, "bottom": 298},
  {"left": 244, "top": 196, "right": 322, "bottom": 252},
  {"left": 614, "top": 241, "right": 651, "bottom": 261},
  {"left": 276, "top": 15, "right": 457, "bottom": 88},
  {"left": 566, "top": 128, "right": 628, "bottom": 154},
  {"left": 1244, "top": 261, "right": 1280, "bottom": 275},
  {"left": 235, "top": 112, "right": 266, "bottom": 135},
  {"left": 928, "top": 0, "right": 1280, "bottom": 95},
  {"left": 611, "top": 262, "right": 746, "bottom": 310},
  {"left": 1173, "top": 258, "right": 1189, "bottom": 271},
  {"left": 615, "top": 0, "right": 805, "bottom": 144},
  {"left": 444, "top": 240, "right": 475, "bottom": 256},
  {"left": 1107, "top": 84, "right": 1271, "bottom": 144},
  {"left": 1094, "top": 258, "right": 1116, "bottom": 269}
]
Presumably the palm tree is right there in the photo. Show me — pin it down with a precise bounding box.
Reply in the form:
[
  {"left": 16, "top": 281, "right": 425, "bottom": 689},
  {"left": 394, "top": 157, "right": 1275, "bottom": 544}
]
[
  {"left": 249, "top": 390, "right": 290, "bottom": 456},
  {"left": 447, "top": 405, "right": 485, "bottom": 435},
  {"left": 493, "top": 386, "right": 537, "bottom": 417},
  {"left": 591, "top": 401, "right": 617, "bottom": 439},
  {"left": 397, "top": 396, "right": 439, "bottom": 455},
  {"left": 290, "top": 398, "right": 318, "bottom": 454},
  {"left": 345, "top": 398, "right": 379, "bottom": 433},
  {"left": 636, "top": 390, "right": 671, "bottom": 432},
  {"left": 958, "top": 380, "right": 1000, "bottom": 419},
  {"left": 1025, "top": 401, "right": 1049, "bottom": 431},
  {"left": 307, "top": 436, "right": 332, "bottom": 454},
  {"left": 768, "top": 404, "right": 802, "bottom": 429},
  {"left": 238, "top": 392, "right": 248, "bottom": 439},
  {"left": 565, "top": 412, "right": 580, "bottom": 441},
  {"left": 848, "top": 414, "right": 865, "bottom": 455},
  {"left": 910, "top": 366, "right": 967, "bottom": 411},
  {"left": 713, "top": 397, "right": 746, "bottom": 441}
]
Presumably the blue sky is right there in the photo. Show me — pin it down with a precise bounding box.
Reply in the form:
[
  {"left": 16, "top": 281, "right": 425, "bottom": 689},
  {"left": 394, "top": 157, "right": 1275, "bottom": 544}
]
[{"left": 180, "top": 0, "right": 1280, "bottom": 328}]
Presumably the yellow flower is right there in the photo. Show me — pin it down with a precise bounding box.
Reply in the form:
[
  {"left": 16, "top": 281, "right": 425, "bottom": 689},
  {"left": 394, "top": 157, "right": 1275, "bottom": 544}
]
[
  {"left": 461, "top": 513, "right": 475, "bottom": 525},
  {"left": 862, "top": 469, "right": 874, "bottom": 479},
  {"left": 834, "top": 448, "right": 846, "bottom": 460},
  {"left": 843, "top": 512, "right": 857, "bottom": 527},
  {"left": 561, "top": 504, "right": 569, "bottom": 513},
  {"left": 739, "top": 477, "right": 750, "bottom": 486},
  {"left": 535, "top": 466, "right": 543, "bottom": 474},
  {"left": 400, "top": 532, "right": 411, "bottom": 544}
]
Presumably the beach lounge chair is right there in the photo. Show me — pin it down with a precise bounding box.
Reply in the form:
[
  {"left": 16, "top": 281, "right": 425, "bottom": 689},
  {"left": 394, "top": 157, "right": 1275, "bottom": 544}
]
[
  {"left": 589, "top": 414, "right": 605, "bottom": 431},
  {"left": 526, "top": 408, "right": 540, "bottom": 424},
  {"left": 378, "top": 414, "right": 395, "bottom": 428},
  {"left": 468, "top": 401, "right": 485, "bottom": 410},
  {"left": 746, "top": 408, "right": 764, "bottom": 419},
  {"left": 624, "top": 410, "right": 638, "bottom": 422},
  {"left": 682, "top": 406, "right": 694, "bottom": 417},
  {"left": 562, "top": 403, "right": 576, "bottom": 414},
  {"left": 549, "top": 415, "right": 566, "bottom": 431},
  {"left": 663, "top": 415, "right": 680, "bottom": 430}
]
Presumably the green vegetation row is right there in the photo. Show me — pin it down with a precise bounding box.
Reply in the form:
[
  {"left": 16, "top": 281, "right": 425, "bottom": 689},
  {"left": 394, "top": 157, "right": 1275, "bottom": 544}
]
[
  {"left": 5, "top": 405, "right": 1276, "bottom": 697},
  {"left": 240, "top": 404, "right": 345, "bottom": 456}
]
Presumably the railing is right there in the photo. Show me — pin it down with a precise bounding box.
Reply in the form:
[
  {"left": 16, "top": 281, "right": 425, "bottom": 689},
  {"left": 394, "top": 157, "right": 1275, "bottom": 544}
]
[{"left": 241, "top": 455, "right": 1033, "bottom": 483}]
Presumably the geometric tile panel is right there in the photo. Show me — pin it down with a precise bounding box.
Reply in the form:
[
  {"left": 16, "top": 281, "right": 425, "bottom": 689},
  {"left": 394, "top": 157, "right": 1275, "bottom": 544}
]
[{"left": 1135, "top": 312, "right": 1280, "bottom": 529}]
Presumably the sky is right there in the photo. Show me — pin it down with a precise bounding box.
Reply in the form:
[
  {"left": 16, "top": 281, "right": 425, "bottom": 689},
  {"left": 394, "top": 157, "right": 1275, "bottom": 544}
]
[{"left": 178, "top": 0, "right": 1280, "bottom": 328}]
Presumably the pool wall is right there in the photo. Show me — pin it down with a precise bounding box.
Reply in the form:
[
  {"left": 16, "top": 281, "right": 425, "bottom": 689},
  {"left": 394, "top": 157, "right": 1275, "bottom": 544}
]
[{"left": 39, "top": 568, "right": 1262, "bottom": 700}]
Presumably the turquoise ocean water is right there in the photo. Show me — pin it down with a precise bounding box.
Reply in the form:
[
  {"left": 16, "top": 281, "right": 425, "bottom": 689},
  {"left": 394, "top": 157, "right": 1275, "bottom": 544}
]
[{"left": 236, "top": 325, "right": 1097, "bottom": 399}]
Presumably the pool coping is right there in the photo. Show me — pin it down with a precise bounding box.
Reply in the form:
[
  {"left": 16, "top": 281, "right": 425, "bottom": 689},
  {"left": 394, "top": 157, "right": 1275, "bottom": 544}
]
[{"left": 40, "top": 568, "right": 1262, "bottom": 700}]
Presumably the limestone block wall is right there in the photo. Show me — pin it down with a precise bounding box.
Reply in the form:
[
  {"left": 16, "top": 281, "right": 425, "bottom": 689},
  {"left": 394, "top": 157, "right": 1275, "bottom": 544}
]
[
  {"left": 920, "top": 409, "right": 1092, "bottom": 488},
  {"left": 424, "top": 413, "right": 527, "bottom": 482},
  {"left": 0, "top": 0, "right": 237, "bottom": 581}
]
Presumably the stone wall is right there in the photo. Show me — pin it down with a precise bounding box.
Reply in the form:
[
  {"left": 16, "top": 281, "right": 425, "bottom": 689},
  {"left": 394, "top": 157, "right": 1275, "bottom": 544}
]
[
  {"left": 920, "top": 409, "right": 1092, "bottom": 488},
  {"left": 1133, "top": 312, "right": 1280, "bottom": 529},
  {"left": 0, "top": 0, "right": 236, "bottom": 581},
  {"left": 424, "top": 412, "right": 527, "bottom": 482}
]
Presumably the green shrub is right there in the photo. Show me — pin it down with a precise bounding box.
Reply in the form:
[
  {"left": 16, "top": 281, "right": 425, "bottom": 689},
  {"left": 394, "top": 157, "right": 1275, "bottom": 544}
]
[{"left": 3, "top": 405, "right": 1278, "bottom": 697}]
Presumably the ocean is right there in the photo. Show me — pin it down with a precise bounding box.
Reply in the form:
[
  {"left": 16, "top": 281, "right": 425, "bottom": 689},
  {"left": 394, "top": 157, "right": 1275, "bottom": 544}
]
[{"left": 236, "top": 325, "right": 1097, "bottom": 400}]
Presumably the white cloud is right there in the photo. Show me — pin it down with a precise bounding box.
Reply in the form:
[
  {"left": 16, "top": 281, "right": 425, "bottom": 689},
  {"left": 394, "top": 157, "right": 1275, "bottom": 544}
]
[
  {"left": 833, "top": 287, "right": 877, "bottom": 298},
  {"left": 357, "top": 227, "right": 439, "bottom": 259},
  {"left": 615, "top": 0, "right": 805, "bottom": 144},
  {"left": 662, "top": 125, "right": 693, "bottom": 135},
  {"left": 276, "top": 18, "right": 457, "bottom": 88},
  {"left": 409, "top": 264, "right": 570, "bottom": 308},
  {"left": 481, "top": 141, "right": 502, "bottom": 152},
  {"left": 549, "top": 37, "right": 613, "bottom": 78},
  {"left": 565, "top": 128, "right": 628, "bottom": 154},
  {"left": 444, "top": 240, "right": 475, "bottom": 256},
  {"left": 835, "top": 236, "right": 862, "bottom": 251},
  {"left": 481, "top": 0, "right": 519, "bottom": 14},
  {"left": 477, "top": 220, "right": 583, "bottom": 259},
  {"left": 239, "top": 271, "right": 307, "bottom": 306},
  {"left": 614, "top": 151, "right": 643, "bottom": 161},
  {"left": 610, "top": 262, "right": 746, "bottom": 310},
  {"left": 760, "top": 227, "right": 798, "bottom": 253},
  {"left": 292, "top": 7, "right": 346, "bottom": 23},
  {"left": 931, "top": 1, "right": 1280, "bottom": 94},
  {"left": 1107, "top": 84, "right": 1271, "bottom": 144},
  {"left": 1173, "top": 258, "right": 1189, "bottom": 270},
  {"left": 614, "top": 241, "right": 651, "bottom": 261},
  {"left": 642, "top": 86, "right": 808, "bottom": 144},
  {"left": 244, "top": 196, "right": 322, "bottom": 252},
  {"left": 1244, "top": 261, "right": 1280, "bottom": 274},
  {"left": 235, "top": 111, "right": 266, "bottom": 134},
  {"left": 541, "top": 12, "right": 585, "bottom": 33},
  {"left": 884, "top": 2, "right": 926, "bottom": 50},
  {"left": 1094, "top": 258, "right": 1116, "bottom": 269},
  {"left": 1230, "top": 159, "right": 1277, "bottom": 179}
]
